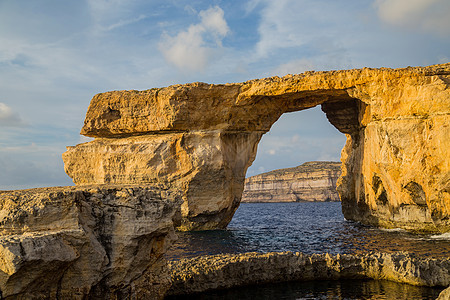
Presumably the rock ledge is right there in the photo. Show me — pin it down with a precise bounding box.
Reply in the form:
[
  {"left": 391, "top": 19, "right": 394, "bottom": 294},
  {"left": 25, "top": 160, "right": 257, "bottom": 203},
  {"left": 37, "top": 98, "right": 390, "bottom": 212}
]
[{"left": 167, "top": 251, "right": 450, "bottom": 296}]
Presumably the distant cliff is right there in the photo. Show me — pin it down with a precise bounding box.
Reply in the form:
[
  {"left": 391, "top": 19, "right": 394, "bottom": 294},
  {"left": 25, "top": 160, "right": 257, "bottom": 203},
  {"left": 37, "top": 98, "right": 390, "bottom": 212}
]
[{"left": 242, "top": 161, "right": 341, "bottom": 202}]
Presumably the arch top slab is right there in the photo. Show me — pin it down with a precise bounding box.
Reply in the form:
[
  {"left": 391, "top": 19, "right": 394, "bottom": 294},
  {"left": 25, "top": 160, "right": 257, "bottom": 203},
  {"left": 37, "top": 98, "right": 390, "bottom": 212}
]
[
  {"left": 81, "top": 64, "right": 448, "bottom": 137},
  {"left": 65, "top": 63, "right": 450, "bottom": 232}
]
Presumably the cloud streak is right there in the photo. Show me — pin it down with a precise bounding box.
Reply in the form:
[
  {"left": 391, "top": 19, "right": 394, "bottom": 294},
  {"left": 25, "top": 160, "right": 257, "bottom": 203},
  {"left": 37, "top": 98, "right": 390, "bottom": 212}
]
[
  {"left": 159, "top": 6, "right": 230, "bottom": 71},
  {"left": 375, "top": 0, "right": 450, "bottom": 36},
  {"left": 0, "top": 103, "right": 26, "bottom": 127}
]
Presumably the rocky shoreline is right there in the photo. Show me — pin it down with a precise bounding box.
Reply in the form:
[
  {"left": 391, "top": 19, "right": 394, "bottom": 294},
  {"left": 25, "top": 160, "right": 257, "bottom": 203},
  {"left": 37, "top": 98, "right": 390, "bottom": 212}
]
[{"left": 166, "top": 251, "right": 450, "bottom": 298}]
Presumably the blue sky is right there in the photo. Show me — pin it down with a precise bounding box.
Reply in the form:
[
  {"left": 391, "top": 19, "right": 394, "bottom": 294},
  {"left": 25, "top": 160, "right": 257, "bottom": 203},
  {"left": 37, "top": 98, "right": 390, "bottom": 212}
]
[{"left": 0, "top": 0, "right": 449, "bottom": 189}]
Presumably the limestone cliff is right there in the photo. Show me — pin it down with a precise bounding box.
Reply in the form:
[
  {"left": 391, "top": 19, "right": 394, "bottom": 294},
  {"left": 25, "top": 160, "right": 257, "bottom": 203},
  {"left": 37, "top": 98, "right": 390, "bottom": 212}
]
[
  {"left": 0, "top": 185, "right": 181, "bottom": 299},
  {"left": 63, "top": 63, "right": 450, "bottom": 232},
  {"left": 63, "top": 131, "right": 260, "bottom": 231},
  {"left": 242, "top": 161, "right": 341, "bottom": 202}
]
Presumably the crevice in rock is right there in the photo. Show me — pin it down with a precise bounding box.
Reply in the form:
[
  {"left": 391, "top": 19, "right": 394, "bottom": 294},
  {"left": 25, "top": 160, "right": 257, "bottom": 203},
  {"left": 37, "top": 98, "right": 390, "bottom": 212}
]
[
  {"left": 321, "top": 96, "right": 362, "bottom": 135},
  {"left": 403, "top": 181, "right": 427, "bottom": 206}
]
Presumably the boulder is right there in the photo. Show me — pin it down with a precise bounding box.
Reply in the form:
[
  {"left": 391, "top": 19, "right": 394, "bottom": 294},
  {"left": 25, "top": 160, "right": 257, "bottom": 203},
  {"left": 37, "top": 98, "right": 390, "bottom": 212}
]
[{"left": 0, "top": 185, "right": 181, "bottom": 299}]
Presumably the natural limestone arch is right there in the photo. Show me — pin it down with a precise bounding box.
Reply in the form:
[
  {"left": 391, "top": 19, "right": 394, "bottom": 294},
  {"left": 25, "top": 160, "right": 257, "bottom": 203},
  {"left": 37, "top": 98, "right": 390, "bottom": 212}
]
[{"left": 63, "top": 64, "right": 450, "bottom": 232}]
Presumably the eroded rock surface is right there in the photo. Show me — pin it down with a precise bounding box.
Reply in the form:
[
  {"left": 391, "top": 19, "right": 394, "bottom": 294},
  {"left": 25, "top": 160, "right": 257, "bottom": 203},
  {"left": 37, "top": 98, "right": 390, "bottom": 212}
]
[
  {"left": 242, "top": 161, "right": 341, "bottom": 202},
  {"left": 64, "top": 63, "right": 450, "bottom": 232},
  {"left": 63, "top": 132, "right": 261, "bottom": 231},
  {"left": 438, "top": 285, "right": 450, "bottom": 300},
  {"left": 0, "top": 185, "right": 181, "bottom": 299},
  {"left": 167, "top": 251, "right": 450, "bottom": 296}
]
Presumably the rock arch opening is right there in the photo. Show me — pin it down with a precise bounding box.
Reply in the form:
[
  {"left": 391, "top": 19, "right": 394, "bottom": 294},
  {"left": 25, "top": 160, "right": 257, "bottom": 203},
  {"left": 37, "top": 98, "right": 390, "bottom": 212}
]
[
  {"left": 242, "top": 106, "right": 346, "bottom": 204},
  {"left": 235, "top": 94, "right": 367, "bottom": 218},
  {"left": 246, "top": 106, "right": 345, "bottom": 178}
]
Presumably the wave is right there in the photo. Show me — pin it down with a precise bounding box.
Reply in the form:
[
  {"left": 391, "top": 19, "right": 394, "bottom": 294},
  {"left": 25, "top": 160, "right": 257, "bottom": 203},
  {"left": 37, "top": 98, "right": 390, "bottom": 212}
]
[
  {"left": 429, "top": 232, "right": 450, "bottom": 240},
  {"left": 379, "top": 228, "right": 406, "bottom": 232}
]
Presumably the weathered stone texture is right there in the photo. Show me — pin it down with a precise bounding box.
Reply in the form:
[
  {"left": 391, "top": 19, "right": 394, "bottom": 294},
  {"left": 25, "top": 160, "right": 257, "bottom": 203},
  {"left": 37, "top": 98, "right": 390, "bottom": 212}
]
[
  {"left": 167, "top": 251, "right": 450, "bottom": 296},
  {"left": 242, "top": 161, "right": 341, "bottom": 202},
  {"left": 64, "top": 63, "right": 450, "bottom": 232},
  {"left": 0, "top": 185, "right": 180, "bottom": 299},
  {"left": 63, "top": 131, "right": 262, "bottom": 231},
  {"left": 438, "top": 285, "right": 450, "bottom": 300}
]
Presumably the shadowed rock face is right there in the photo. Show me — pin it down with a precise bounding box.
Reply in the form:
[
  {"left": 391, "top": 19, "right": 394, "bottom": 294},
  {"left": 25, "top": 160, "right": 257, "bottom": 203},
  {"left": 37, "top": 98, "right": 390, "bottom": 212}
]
[
  {"left": 0, "top": 186, "right": 181, "bottom": 299},
  {"left": 64, "top": 63, "right": 450, "bottom": 232}
]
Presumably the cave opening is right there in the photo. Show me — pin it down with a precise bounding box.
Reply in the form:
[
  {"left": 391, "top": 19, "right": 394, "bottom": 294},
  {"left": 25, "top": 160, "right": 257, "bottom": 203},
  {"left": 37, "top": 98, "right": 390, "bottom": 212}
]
[{"left": 234, "top": 93, "right": 368, "bottom": 215}]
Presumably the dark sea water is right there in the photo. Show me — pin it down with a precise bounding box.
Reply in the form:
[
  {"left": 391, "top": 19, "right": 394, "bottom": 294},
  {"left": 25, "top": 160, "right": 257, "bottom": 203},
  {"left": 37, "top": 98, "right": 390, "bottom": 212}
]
[
  {"left": 166, "top": 202, "right": 449, "bottom": 299},
  {"left": 167, "top": 202, "right": 450, "bottom": 259},
  {"left": 167, "top": 280, "right": 444, "bottom": 300}
]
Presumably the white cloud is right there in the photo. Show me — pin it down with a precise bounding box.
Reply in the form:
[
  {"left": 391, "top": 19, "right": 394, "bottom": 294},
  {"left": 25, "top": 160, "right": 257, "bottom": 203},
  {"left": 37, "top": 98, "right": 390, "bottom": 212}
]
[
  {"left": 86, "top": 0, "right": 153, "bottom": 36},
  {"left": 273, "top": 59, "right": 315, "bottom": 76},
  {"left": 245, "top": 0, "right": 263, "bottom": 14},
  {"left": 438, "top": 55, "right": 449, "bottom": 64},
  {"left": 254, "top": 0, "right": 306, "bottom": 57},
  {"left": 374, "top": 0, "right": 450, "bottom": 36},
  {"left": 291, "top": 134, "right": 301, "bottom": 143},
  {"left": 158, "top": 6, "right": 229, "bottom": 71},
  {"left": 0, "top": 103, "right": 25, "bottom": 127},
  {"left": 248, "top": 0, "right": 357, "bottom": 72},
  {"left": 199, "top": 7, "right": 229, "bottom": 38}
]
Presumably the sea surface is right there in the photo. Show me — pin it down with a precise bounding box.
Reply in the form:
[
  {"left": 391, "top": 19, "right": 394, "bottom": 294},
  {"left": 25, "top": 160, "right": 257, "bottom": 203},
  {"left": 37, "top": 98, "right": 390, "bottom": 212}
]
[
  {"left": 166, "top": 279, "right": 444, "bottom": 300},
  {"left": 166, "top": 202, "right": 449, "bottom": 299},
  {"left": 167, "top": 202, "right": 450, "bottom": 260}
]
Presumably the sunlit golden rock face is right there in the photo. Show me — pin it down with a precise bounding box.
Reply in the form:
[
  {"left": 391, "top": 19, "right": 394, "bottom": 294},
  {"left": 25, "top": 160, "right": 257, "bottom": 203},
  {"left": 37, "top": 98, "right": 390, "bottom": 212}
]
[{"left": 64, "top": 63, "right": 450, "bottom": 232}]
